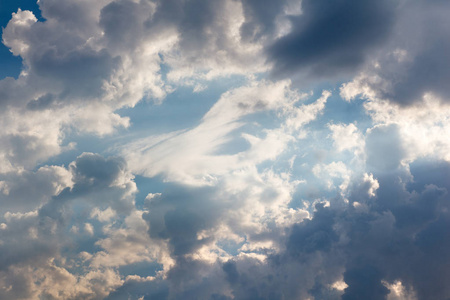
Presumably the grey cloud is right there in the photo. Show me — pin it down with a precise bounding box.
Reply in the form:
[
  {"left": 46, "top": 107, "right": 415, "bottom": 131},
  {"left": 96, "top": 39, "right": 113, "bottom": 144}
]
[
  {"left": 267, "top": 0, "right": 397, "bottom": 80},
  {"left": 309, "top": 282, "right": 342, "bottom": 300},
  {"left": 149, "top": 0, "right": 230, "bottom": 64},
  {"left": 150, "top": 0, "right": 220, "bottom": 51},
  {"left": 99, "top": 0, "right": 155, "bottom": 52},
  {"left": 30, "top": 48, "right": 120, "bottom": 99},
  {"left": 38, "top": 153, "right": 129, "bottom": 220},
  {"left": 365, "top": 124, "right": 405, "bottom": 172},
  {"left": 240, "top": 0, "right": 288, "bottom": 42},
  {"left": 108, "top": 257, "right": 230, "bottom": 300},
  {"left": 43, "top": 153, "right": 136, "bottom": 217},
  {"left": 38, "top": 0, "right": 101, "bottom": 34},
  {"left": 343, "top": 0, "right": 450, "bottom": 105},
  {"left": 0, "top": 133, "right": 61, "bottom": 170},
  {"left": 144, "top": 0, "right": 267, "bottom": 73},
  {"left": 26, "top": 93, "right": 55, "bottom": 110},
  {"left": 107, "top": 278, "right": 169, "bottom": 300},
  {"left": 386, "top": 1, "right": 450, "bottom": 105},
  {"left": 412, "top": 215, "right": 450, "bottom": 299},
  {"left": 310, "top": 163, "right": 450, "bottom": 299},
  {"left": 342, "top": 265, "right": 389, "bottom": 300},
  {"left": 164, "top": 258, "right": 229, "bottom": 300},
  {"left": 221, "top": 242, "right": 344, "bottom": 300},
  {"left": 287, "top": 205, "right": 338, "bottom": 255},
  {"left": 144, "top": 160, "right": 450, "bottom": 299},
  {"left": 407, "top": 159, "right": 450, "bottom": 193},
  {"left": 2, "top": 3, "right": 121, "bottom": 100},
  {"left": 70, "top": 152, "right": 127, "bottom": 188},
  {"left": 143, "top": 185, "right": 224, "bottom": 257},
  {"left": 23, "top": 153, "right": 131, "bottom": 225},
  {"left": 0, "top": 212, "right": 58, "bottom": 271},
  {"left": 387, "top": 37, "right": 450, "bottom": 105},
  {"left": 0, "top": 166, "right": 68, "bottom": 213},
  {"left": 0, "top": 77, "right": 35, "bottom": 108}
]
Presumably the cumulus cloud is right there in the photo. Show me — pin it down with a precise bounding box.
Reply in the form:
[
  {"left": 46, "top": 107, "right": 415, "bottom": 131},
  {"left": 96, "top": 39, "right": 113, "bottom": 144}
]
[
  {"left": 133, "top": 160, "right": 449, "bottom": 300},
  {"left": 0, "top": 0, "right": 449, "bottom": 299},
  {"left": 0, "top": 153, "right": 139, "bottom": 299}
]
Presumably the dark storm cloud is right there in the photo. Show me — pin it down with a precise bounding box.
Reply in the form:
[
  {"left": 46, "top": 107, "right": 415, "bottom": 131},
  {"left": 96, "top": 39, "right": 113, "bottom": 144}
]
[{"left": 267, "top": 0, "right": 397, "bottom": 79}]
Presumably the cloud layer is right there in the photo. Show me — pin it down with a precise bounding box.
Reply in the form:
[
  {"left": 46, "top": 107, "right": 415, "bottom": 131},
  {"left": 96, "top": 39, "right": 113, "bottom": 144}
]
[{"left": 1, "top": 0, "right": 449, "bottom": 299}]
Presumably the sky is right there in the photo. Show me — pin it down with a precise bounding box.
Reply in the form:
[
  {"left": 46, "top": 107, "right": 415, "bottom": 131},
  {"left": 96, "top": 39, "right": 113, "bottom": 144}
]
[{"left": 0, "top": 0, "right": 449, "bottom": 299}]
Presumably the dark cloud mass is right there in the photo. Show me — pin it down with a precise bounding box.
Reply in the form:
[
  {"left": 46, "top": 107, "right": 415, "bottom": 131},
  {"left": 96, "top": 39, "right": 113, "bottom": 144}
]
[
  {"left": 268, "top": 0, "right": 397, "bottom": 79},
  {"left": 341, "top": 0, "right": 450, "bottom": 105},
  {"left": 383, "top": 12, "right": 450, "bottom": 105},
  {"left": 215, "top": 162, "right": 450, "bottom": 300}
]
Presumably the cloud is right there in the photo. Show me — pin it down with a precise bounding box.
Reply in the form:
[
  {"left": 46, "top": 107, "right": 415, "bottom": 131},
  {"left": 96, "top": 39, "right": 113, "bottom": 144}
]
[
  {"left": 0, "top": 0, "right": 449, "bottom": 299},
  {"left": 239, "top": 0, "right": 289, "bottom": 41},
  {"left": 0, "top": 165, "right": 72, "bottom": 213},
  {"left": 340, "top": 0, "right": 450, "bottom": 105},
  {"left": 0, "top": 153, "right": 140, "bottom": 299},
  {"left": 365, "top": 124, "right": 405, "bottom": 172},
  {"left": 328, "top": 122, "right": 364, "bottom": 154},
  {"left": 267, "top": 0, "right": 397, "bottom": 80},
  {"left": 202, "top": 160, "right": 449, "bottom": 300},
  {"left": 122, "top": 80, "right": 328, "bottom": 185},
  {"left": 365, "top": 96, "right": 450, "bottom": 163}
]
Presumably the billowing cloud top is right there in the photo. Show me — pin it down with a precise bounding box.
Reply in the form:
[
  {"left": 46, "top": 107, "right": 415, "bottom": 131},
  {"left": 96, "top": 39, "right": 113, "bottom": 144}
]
[{"left": 0, "top": 0, "right": 449, "bottom": 299}]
